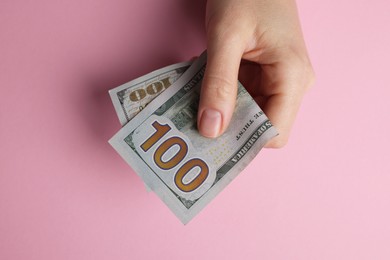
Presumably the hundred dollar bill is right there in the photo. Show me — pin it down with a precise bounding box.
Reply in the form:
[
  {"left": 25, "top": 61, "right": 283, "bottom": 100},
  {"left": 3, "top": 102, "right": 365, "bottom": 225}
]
[
  {"left": 109, "top": 52, "right": 278, "bottom": 224},
  {"left": 109, "top": 62, "right": 191, "bottom": 192},
  {"left": 109, "top": 62, "right": 191, "bottom": 126}
]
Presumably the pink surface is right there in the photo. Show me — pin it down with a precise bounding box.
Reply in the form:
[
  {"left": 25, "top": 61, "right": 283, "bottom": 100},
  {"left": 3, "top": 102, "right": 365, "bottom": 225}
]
[{"left": 1, "top": 0, "right": 390, "bottom": 259}]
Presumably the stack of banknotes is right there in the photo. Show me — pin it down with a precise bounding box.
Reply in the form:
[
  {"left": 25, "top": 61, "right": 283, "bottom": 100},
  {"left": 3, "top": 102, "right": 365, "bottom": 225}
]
[{"left": 108, "top": 52, "right": 278, "bottom": 224}]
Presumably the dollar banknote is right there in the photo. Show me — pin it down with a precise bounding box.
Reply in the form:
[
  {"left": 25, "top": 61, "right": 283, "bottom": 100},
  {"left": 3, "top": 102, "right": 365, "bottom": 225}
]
[
  {"left": 109, "top": 62, "right": 191, "bottom": 192},
  {"left": 109, "top": 52, "right": 278, "bottom": 224},
  {"left": 109, "top": 62, "right": 191, "bottom": 126}
]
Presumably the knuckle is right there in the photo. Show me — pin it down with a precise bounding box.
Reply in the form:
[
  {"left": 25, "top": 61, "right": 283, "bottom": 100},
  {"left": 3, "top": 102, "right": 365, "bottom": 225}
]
[
  {"left": 286, "top": 55, "right": 316, "bottom": 93},
  {"left": 300, "top": 61, "right": 316, "bottom": 91},
  {"left": 205, "top": 75, "right": 236, "bottom": 100}
]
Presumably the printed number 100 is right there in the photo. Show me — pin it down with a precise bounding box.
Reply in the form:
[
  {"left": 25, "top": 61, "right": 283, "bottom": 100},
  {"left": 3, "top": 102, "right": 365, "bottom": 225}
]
[{"left": 140, "top": 121, "right": 209, "bottom": 192}]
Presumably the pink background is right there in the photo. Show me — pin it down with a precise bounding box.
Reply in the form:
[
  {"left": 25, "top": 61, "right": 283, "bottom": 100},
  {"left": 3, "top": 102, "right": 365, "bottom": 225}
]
[{"left": 1, "top": 0, "right": 390, "bottom": 259}]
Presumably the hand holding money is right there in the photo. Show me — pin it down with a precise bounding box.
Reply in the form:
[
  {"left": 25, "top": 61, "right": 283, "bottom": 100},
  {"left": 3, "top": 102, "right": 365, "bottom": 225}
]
[
  {"left": 202, "top": 0, "right": 315, "bottom": 146},
  {"left": 109, "top": 52, "right": 277, "bottom": 224}
]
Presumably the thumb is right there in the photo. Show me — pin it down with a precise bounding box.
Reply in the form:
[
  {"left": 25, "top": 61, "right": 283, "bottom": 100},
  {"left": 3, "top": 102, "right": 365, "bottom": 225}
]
[{"left": 198, "top": 39, "right": 244, "bottom": 138}]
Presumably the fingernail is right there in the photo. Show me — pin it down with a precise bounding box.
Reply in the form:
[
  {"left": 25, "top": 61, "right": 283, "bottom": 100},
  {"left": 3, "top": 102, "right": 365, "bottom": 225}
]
[{"left": 199, "top": 109, "right": 222, "bottom": 138}]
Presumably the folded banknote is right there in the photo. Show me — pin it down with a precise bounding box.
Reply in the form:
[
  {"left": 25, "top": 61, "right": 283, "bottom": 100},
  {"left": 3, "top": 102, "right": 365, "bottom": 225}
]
[{"left": 109, "top": 52, "right": 277, "bottom": 224}]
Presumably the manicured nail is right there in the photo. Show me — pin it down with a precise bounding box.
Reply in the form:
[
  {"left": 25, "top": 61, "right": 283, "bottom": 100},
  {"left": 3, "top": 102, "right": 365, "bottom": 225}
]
[{"left": 199, "top": 109, "right": 222, "bottom": 138}]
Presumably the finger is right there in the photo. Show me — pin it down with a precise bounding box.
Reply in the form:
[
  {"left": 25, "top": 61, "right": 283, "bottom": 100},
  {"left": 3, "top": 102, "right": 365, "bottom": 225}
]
[
  {"left": 263, "top": 92, "right": 304, "bottom": 148},
  {"left": 198, "top": 36, "right": 244, "bottom": 138},
  {"left": 262, "top": 58, "right": 314, "bottom": 148}
]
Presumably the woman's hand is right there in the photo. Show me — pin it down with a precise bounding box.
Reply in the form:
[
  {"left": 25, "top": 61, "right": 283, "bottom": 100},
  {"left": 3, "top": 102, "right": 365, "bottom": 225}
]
[{"left": 197, "top": 0, "right": 315, "bottom": 148}]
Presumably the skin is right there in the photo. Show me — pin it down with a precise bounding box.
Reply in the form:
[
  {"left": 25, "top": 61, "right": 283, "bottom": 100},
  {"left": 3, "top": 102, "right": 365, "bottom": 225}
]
[{"left": 197, "top": 0, "right": 315, "bottom": 148}]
